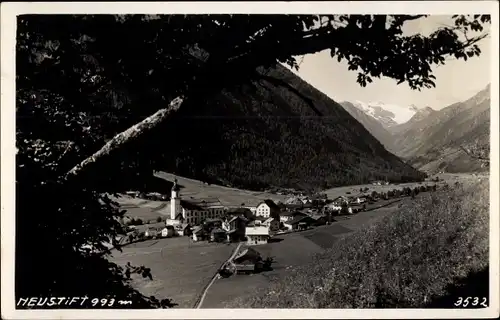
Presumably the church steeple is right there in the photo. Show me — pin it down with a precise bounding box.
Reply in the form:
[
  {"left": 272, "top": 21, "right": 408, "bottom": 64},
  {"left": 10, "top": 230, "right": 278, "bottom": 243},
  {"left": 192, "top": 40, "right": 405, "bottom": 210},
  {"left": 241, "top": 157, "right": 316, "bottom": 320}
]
[
  {"left": 170, "top": 177, "right": 181, "bottom": 220},
  {"left": 171, "top": 177, "right": 180, "bottom": 200},
  {"left": 171, "top": 178, "right": 180, "bottom": 192}
]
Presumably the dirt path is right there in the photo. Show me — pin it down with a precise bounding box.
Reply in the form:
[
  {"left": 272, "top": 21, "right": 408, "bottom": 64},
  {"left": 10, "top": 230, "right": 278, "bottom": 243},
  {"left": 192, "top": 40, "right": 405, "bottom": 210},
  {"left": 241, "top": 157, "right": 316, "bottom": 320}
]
[{"left": 194, "top": 242, "right": 243, "bottom": 309}]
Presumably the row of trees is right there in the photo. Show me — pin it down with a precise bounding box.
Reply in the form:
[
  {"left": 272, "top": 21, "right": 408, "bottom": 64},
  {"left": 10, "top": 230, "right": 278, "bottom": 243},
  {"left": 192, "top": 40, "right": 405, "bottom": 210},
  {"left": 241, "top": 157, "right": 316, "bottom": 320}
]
[
  {"left": 370, "top": 185, "right": 438, "bottom": 200},
  {"left": 120, "top": 215, "right": 164, "bottom": 226},
  {"left": 16, "top": 14, "right": 490, "bottom": 307}
]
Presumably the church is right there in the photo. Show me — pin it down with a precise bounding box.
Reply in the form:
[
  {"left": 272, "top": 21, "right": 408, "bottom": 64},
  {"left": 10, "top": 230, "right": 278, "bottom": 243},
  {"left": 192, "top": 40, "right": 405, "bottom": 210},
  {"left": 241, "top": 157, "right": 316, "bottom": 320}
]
[{"left": 166, "top": 178, "right": 226, "bottom": 226}]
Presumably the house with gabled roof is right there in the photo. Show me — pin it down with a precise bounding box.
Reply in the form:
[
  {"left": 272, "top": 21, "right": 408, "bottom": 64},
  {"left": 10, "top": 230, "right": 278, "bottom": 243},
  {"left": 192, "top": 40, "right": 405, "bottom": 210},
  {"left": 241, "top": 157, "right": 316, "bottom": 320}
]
[
  {"left": 226, "top": 207, "right": 254, "bottom": 220},
  {"left": 262, "top": 217, "right": 280, "bottom": 232},
  {"left": 174, "top": 223, "right": 192, "bottom": 236},
  {"left": 245, "top": 226, "right": 270, "bottom": 245},
  {"left": 255, "top": 199, "right": 280, "bottom": 219},
  {"left": 161, "top": 225, "right": 176, "bottom": 238},
  {"left": 191, "top": 225, "right": 207, "bottom": 242},
  {"left": 332, "top": 196, "right": 349, "bottom": 206},
  {"left": 283, "top": 215, "right": 317, "bottom": 231},
  {"left": 279, "top": 211, "right": 308, "bottom": 223},
  {"left": 210, "top": 227, "right": 227, "bottom": 243}
]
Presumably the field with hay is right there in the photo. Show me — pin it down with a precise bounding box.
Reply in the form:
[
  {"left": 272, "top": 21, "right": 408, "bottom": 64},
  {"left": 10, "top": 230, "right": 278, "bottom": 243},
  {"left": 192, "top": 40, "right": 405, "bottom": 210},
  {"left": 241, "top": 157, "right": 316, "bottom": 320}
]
[
  {"left": 224, "top": 177, "right": 489, "bottom": 308},
  {"left": 320, "top": 172, "right": 478, "bottom": 200},
  {"left": 154, "top": 172, "right": 288, "bottom": 206},
  {"left": 108, "top": 236, "right": 237, "bottom": 308},
  {"left": 110, "top": 171, "right": 289, "bottom": 222}
]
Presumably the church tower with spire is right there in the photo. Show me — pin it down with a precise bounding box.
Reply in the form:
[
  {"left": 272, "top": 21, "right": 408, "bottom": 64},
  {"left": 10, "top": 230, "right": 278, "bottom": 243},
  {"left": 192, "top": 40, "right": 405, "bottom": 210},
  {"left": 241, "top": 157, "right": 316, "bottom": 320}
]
[{"left": 170, "top": 178, "right": 181, "bottom": 220}]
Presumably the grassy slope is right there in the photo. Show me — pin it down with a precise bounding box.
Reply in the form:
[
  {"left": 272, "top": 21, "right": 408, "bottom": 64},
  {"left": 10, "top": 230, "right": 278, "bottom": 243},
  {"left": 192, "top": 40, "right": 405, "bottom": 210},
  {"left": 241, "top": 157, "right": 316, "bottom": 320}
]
[
  {"left": 109, "top": 237, "right": 237, "bottom": 308},
  {"left": 154, "top": 64, "right": 425, "bottom": 192},
  {"left": 227, "top": 179, "right": 489, "bottom": 308}
]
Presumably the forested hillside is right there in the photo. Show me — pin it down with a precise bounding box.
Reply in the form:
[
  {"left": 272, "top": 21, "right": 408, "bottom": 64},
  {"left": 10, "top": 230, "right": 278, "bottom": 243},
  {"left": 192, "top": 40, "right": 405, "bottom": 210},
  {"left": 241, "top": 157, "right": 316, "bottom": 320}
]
[
  {"left": 340, "top": 101, "right": 396, "bottom": 152},
  {"left": 152, "top": 64, "right": 426, "bottom": 191}
]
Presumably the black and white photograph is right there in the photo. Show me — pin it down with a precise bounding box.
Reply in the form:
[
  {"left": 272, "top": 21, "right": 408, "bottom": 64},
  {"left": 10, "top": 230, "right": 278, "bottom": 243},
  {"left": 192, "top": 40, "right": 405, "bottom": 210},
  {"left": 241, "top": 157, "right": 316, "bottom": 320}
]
[{"left": 1, "top": 1, "right": 499, "bottom": 319}]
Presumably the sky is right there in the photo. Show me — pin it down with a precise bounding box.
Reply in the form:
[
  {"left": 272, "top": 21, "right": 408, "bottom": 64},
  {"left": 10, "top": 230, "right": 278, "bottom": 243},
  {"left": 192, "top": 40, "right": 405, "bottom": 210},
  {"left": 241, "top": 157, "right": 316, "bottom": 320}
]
[{"left": 288, "top": 15, "right": 491, "bottom": 110}]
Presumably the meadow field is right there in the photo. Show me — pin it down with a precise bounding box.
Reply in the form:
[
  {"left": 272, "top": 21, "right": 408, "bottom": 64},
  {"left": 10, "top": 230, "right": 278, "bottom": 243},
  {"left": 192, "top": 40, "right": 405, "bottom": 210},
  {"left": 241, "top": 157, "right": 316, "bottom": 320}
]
[
  {"left": 155, "top": 172, "right": 288, "bottom": 206},
  {"left": 320, "top": 172, "right": 476, "bottom": 199},
  {"left": 108, "top": 237, "right": 237, "bottom": 308},
  {"left": 225, "top": 176, "right": 489, "bottom": 308},
  {"left": 201, "top": 198, "right": 410, "bottom": 308}
]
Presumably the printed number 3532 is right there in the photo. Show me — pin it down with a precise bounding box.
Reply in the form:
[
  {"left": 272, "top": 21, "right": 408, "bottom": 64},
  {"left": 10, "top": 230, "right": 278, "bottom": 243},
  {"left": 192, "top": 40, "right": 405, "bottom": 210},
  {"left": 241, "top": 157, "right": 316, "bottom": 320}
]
[{"left": 454, "top": 297, "right": 488, "bottom": 307}]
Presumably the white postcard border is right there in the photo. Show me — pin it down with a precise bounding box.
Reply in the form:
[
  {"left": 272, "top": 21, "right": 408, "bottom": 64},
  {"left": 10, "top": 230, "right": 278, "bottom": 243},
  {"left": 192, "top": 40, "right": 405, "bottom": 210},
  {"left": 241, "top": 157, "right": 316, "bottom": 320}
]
[{"left": 1, "top": 1, "right": 499, "bottom": 319}]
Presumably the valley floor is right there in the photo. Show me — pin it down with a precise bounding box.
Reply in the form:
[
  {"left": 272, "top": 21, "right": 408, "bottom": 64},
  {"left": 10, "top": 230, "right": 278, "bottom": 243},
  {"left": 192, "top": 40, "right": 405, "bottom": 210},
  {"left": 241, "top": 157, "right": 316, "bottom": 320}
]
[
  {"left": 226, "top": 175, "right": 490, "bottom": 308},
  {"left": 109, "top": 237, "right": 238, "bottom": 308},
  {"left": 108, "top": 172, "right": 488, "bottom": 308},
  {"left": 200, "top": 199, "right": 409, "bottom": 308},
  {"left": 108, "top": 198, "right": 407, "bottom": 308}
]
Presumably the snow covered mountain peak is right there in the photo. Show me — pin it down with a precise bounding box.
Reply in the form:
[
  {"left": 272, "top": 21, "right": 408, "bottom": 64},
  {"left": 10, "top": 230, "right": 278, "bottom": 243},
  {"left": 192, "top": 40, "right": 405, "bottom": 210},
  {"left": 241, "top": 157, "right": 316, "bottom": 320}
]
[{"left": 349, "top": 101, "right": 428, "bottom": 127}]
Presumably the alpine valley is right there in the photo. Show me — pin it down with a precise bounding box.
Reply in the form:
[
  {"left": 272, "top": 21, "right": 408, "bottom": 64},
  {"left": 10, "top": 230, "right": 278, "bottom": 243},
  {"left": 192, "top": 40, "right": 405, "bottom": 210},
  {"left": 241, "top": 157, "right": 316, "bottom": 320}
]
[{"left": 340, "top": 84, "right": 491, "bottom": 174}]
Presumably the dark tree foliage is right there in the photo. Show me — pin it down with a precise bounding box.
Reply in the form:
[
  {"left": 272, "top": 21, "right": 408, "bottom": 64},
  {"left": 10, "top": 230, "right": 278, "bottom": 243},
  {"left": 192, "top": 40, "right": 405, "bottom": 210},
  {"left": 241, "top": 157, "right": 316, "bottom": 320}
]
[{"left": 16, "top": 14, "right": 490, "bottom": 308}]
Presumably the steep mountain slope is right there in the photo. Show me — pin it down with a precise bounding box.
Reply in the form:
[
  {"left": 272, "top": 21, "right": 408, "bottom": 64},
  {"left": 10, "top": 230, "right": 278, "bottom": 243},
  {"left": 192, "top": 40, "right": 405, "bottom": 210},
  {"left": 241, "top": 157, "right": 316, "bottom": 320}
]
[
  {"left": 390, "top": 107, "right": 437, "bottom": 135},
  {"left": 153, "top": 64, "right": 425, "bottom": 191},
  {"left": 392, "top": 85, "right": 490, "bottom": 173},
  {"left": 340, "top": 101, "right": 396, "bottom": 152}
]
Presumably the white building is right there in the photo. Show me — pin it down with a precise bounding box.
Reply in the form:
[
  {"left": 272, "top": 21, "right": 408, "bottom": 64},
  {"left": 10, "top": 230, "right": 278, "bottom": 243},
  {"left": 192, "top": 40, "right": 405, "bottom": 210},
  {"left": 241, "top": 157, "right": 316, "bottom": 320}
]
[
  {"left": 332, "top": 196, "right": 349, "bottom": 206},
  {"left": 144, "top": 227, "right": 159, "bottom": 238},
  {"left": 255, "top": 200, "right": 280, "bottom": 218},
  {"left": 354, "top": 196, "right": 367, "bottom": 204},
  {"left": 167, "top": 178, "right": 226, "bottom": 226},
  {"left": 301, "top": 198, "right": 312, "bottom": 204},
  {"left": 245, "top": 226, "right": 270, "bottom": 245},
  {"left": 222, "top": 219, "right": 231, "bottom": 232},
  {"left": 324, "top": 202, "right": 342, "bottom": 212},
  {"left": 161, "top": 226, "right": 175, "bottom": 238},
  {"left": 191, "top": 226, "right": 205, "bottom": 242}
]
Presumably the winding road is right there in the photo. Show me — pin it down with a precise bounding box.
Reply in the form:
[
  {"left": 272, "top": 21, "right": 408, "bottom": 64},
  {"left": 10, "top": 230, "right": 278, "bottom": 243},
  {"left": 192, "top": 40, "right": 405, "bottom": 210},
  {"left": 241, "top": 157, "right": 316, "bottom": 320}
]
[{"left": 194, "top": 242, "right": 243, "bottom": 309}]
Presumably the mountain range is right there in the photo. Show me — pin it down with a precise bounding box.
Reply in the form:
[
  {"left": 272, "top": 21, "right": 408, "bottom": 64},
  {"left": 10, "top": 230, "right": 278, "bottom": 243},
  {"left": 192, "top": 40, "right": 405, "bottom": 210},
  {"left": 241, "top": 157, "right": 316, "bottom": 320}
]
[
  {"left": 345, "top": 101, "right": 426, "bottom": 128},
  {"left": 339, "top": 101, "right": 396, "bottom": 151},
  {"left": 155, "top": 64, "right": 425, "bottom": 192},
  {"left": 341, "top": 85, "right": 491, "bottom": 174}
]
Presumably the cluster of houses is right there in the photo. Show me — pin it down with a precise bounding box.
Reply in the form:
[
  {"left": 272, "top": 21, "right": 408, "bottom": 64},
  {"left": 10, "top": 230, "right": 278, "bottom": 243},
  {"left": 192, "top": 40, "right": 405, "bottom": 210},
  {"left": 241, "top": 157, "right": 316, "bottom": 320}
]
[
  {"left": 122, "top": 179, "right": 435, "bottom": 247},
  {"left": 123, "top": 181, "right": 343, "bottom": 246},
  {"left": 322, "top": 195, "right": 370, "bottom": 214},
  {"left": 371, "top": 180, "right": 390, "bottom": 186}
]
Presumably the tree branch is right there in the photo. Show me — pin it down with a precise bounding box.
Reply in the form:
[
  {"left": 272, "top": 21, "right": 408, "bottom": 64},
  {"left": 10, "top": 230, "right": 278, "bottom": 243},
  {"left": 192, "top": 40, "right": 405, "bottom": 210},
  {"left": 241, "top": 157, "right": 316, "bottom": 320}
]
[
  {"left": 61, "top": 16, "right": 490, "bottom": 183},
  {"left": 64, "top": 96, "right": 184, "bottom": 181},
  {"left": 57, "top": 141, "right": 76, "bottom": 161}
]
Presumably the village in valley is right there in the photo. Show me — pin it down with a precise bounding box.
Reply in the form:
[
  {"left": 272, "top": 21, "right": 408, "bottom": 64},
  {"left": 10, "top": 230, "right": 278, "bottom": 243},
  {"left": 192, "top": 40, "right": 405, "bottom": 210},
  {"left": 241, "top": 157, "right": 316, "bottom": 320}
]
[
  {"left": 103, "top": 171, "right": 453, "bottom": 308},
  {"left": 117, "top": 177, "right": 429, "bottom": 248}
]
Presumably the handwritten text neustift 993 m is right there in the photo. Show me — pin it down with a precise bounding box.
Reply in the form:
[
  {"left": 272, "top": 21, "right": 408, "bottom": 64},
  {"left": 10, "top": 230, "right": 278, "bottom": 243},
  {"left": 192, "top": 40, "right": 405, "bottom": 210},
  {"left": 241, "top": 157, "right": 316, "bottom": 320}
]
[{"left": 16, "top": 297, "right": 125, "bottom": 308}]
